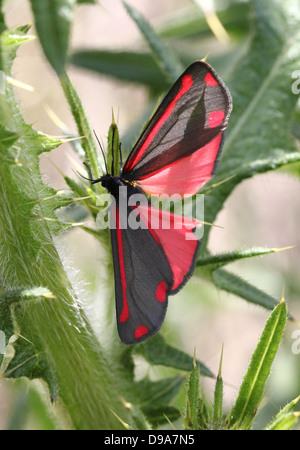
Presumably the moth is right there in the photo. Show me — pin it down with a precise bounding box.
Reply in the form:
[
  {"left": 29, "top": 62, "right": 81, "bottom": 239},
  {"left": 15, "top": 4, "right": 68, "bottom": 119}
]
[{"left": 83, "top": 61, "right": 232, "bottom": 344}]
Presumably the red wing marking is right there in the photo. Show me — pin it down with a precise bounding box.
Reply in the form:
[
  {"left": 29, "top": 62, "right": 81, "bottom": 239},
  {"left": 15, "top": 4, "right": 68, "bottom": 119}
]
[
  {"left": 134, "top": 325, "right": 149, "bottom": 339},
  {"left": 124, "top": 74, "right": 193, "bottom": 172},
  {"left": 155, "top": 281, "right": 167, "bottom": 302},
  {"left": 136, "top": 134, "right": 223, "bottom": 196},
  {"left": 116, "top": 206, "right": 129, "bottom": 323},
  {"left": 138, "top": 205, "right": 200, "bottom": 291},
  {"left": 204, "top": 72, "right": 218, "bottom": 86},
  {"left": 209, "top": 110, "right": 225, "bottom": 128}
]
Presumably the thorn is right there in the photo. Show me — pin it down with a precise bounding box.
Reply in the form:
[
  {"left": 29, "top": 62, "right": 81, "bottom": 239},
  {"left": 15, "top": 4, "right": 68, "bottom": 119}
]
[
  {"left": 201, "top": 52, "right": 210, "bottom": 62},
  {"left": 65, "top": 152, "right": 85, "bottom": 173},
  {"left": 35, "top": 216, "right": 60, "bottom": 222},
  {"left": 280, "top": 283, "right": 286, "bottom": 304},
  {"left": 6, "top": 75, "right": 35, "bottom": 92},
  {"left": 44, "top": 103, "right": 68, "bottom": 130},
  {"left": 196, "top": 219, "right": 224, "bottom": 229},
  {"left": 291, "top": 394, "right": 300, "bottom": 407},
  {"left": 218, "top": 344, "right": 224, "bottom": 378},
  {"left": 205, "top": 11, "right": 230, "bottom": 44},
  {"left": 44, "top": 104, "right": 85, "bottom": 146},
  {"left": 120, "top": 397, "right": 132, "bottom": 410},
  {"left": 192, "top": 347, "right": 197, "bottom": 369},
  {"left": 109, "top": 408, "right": 131, "bottom": 430},
  {"left": 46, "top": 156, "right": 66, "bottom": 178},
  {"left": 43, "top": 292, "right": 57, "bottom": 299},
  {"left": 273, "top": 245, "right": 298, "bottom": 253},
  {"left": 180, "top": 410, "right": 190, "bottom": 430},
  {"left": 42, "top": 192, "right": 94, "bottom": 202},
  {"left": 111, "top": 107, "right": 116, "bottom": 125},
  {"left": 194, "top": 0, "right": 230, "bottom": 44},
  {"left": 60, "top": 135, "right": 85, "bottom": 144},
  {"left": 200, "top": 174, "right": 236, "bottom": 194},
  {"left": 163, "top": 413, "right": 176, "bottom": 430}
]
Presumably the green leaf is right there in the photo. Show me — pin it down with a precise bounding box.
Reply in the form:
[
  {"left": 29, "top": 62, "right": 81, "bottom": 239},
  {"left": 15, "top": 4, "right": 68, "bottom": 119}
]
[
  {"left": 59, "top": 72, "right": 101, "bottom": 183},
  {"left": 70, "top": 48, "right": 238, "bottom": 94},
  {"left": 77, "top": 0, "right": 96, "bottom": 4},
  {"left": 134, "top": 376, "right": 183, "bottom": 428},
  {"left": 196, "top": 396, "right": 210, "bottom": 430},
  {"left": 70, "top": 50, "right": 170, "bottom": 92},
  {"left": 197, "top": 246, "right": 294, "bottom": 272},
  {"left": 230, "top": 299, "right": 287, "bottom": 428},
  {"left": 213, "top": 347, "right": 224, "bottom": 429},
  {"left": 29, "top": 0, "right": 76, "bottom": 75},
  {"left": 141, "top": 405, "right": 181, "bottom": 428},
  {"left": 185, "top": 359, "right": 200, "bottom": 429},
  {"left": 135, "top": 334, "right": 214, "bottom": 378},
  {"left": 264, "top": 412, "right": 300, "bottom": 430},
  {"left": 123, "top": 1, "right": 183, "bottom": 82},
  {"left": 5, "top": 381, "right": 56, "bottom": 430},
  {"left": 212, "top": 269, "right": 285, "bottom": 313},
  {"left": 213, "top": 375, "right": 223, "bottom": 429},
  {"left": 201, "top": 0, "right": 300, "bottom": 254},
  {"left": 264, "top": 395, "right": 300, "bottom": 430},
  {"left": 135, "top": 376, "right": 184, "bottom": 408},
  {"left": 0, "top": 0, "right": 5, "bottom": 33},
  {"left": 157, "top": 1, "right": 250, "bottom": 40},
  {"left": 3, "top": 288, "right": 59, "bottom": 400}
]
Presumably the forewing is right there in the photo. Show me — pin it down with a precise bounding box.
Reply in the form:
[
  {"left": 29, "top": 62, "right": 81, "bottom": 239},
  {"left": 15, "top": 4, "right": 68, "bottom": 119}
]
[
  {"left": 137, "top": 134, "right": 224, "bottom": 196},
  {"left": 122, "top": 61, "right": 232, "bottom": 196}
]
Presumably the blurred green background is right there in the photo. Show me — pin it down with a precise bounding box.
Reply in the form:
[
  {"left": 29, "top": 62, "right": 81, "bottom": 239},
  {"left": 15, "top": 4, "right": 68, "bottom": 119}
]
[{"left": 0, "top": 0, "right": 300, "bottom": 429}]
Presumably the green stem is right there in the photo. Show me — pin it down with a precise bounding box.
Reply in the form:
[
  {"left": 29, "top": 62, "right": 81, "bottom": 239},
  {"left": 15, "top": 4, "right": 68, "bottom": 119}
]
[
  {"left": 0, "top": 153, "right": 134, "bottom": 430},
  {"left": 0, "top": 25, "right": 135, "bottom": 431},
  {"left": 59, "top": 72, "right": 101, "bottom": 182}
]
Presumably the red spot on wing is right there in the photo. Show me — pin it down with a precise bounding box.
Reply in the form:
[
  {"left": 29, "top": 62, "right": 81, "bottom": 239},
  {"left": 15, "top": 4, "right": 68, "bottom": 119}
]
[
  {"left": 204, "top": 72, "right": 218, "bottom": 86},
  {"left": 209, "top": 110, "right": 225, "bottom": 128},
  {"left": 125, "top": 74, "right": 193, "bottom": 172},
  {"left": 116, "top": 207, "right": 129, "bottom": 323},
  {"left": 134, "top": 325, "right": 149, "bottom": 339},
  {"left": 155, "top": 281, "right": 167, "bottom": 302}
]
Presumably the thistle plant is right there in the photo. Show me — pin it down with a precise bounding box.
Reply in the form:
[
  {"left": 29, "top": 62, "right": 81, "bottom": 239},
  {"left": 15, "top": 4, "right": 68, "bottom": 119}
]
[{"left": 185, "top": 298, "right": 300, "bottom": 430}]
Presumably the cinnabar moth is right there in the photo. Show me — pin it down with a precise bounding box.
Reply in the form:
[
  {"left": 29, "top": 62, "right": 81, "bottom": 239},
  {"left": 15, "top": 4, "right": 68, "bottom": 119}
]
[{"left": 83, "top": 61, "right": 232, "bottom": 344}]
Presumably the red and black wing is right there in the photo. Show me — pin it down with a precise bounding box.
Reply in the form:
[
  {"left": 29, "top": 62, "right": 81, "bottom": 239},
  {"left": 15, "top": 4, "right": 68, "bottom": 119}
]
[
  {"left": 122, "top": 61, "right": 232, "bottom": 196},
  {"left": 110, "top": 190, "right": 201, "bottom": 344},
  {"left": 111, "top": 201, "right": 172, "bottom": 344}
]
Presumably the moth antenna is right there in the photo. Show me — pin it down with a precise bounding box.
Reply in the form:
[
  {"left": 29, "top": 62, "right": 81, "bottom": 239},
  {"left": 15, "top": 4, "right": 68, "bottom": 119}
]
[
  {"left": 77, "top": 162, "right": 102, "bottom": 185},
  {"left": 83, "top": 161, "right": 94, "bottom": 180},
  {"left": 93, "top": 129, "right": 108, "bottom": 174}
]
